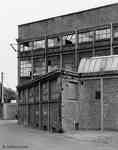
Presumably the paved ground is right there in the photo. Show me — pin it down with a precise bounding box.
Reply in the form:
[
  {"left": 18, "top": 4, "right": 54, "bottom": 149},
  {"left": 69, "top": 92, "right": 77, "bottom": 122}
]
[{"left": 0, "top": 120, "right": 118, "bottom": 150}]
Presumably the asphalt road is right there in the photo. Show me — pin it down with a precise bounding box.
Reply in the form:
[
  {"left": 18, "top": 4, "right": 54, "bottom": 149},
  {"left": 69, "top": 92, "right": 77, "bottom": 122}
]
[{"left": 0, "top": 120, "right": 118, "bottom": 150}]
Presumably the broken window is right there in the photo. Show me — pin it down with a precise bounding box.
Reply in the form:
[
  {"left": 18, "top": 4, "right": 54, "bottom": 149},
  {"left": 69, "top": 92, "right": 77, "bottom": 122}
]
[
  {"left": 48, "top": 37, "right": 60, "bottom": 47},
  {"left": 63, "top": 34, "right": 76, "bottom": 45},
  {"left": 95, "top": 28, "right": 111, "bottom": 40},
  {"left": 78, "top": 31, "right": 93, "bottom": 43},
  {"left": 20, "top": 42, "right": 32, "bottom": 51},
  {"left": 20, "top": 60, "right": 32, "bottom": 77},
  {"left": 33, "top": 40, "right": 45, "bottom": 49},
  {"left": 48, "top": 60, "right": 51, "bottom": 66},
  {"left": 20, "top": 44, "right": 24, "bottom": 52},
  {"left": 95, "top": 91, "right": 101, "bottom": 99}
]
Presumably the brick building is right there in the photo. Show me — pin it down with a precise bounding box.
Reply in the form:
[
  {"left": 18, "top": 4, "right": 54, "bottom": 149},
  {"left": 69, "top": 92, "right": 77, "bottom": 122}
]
[{"left": 17, "top": 3, "right": 118, "bottom": 132}]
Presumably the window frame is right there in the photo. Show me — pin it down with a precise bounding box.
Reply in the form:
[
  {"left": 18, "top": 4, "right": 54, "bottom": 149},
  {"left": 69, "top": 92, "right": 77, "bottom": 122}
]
[
  {"left": 95, "top": 28, "right": 111, "bottom": 41},
  {"left": 20, "top": 60, "right": 32, "bottom": 77},
  {"left": 78, "top": 31, "right": 93, "bottom": 43}
]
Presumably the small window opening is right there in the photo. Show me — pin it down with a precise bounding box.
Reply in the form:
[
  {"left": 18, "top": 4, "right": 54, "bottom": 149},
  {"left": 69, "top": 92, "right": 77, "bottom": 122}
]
[
  {"left": 48, "top": 60, "right": 51, "bottom": 66},
  {"left": 80, "top": 81, "right": 84, "bottom": 85},
  {"left": 95, "top": 91, "right": 101, "bottom": 99}
]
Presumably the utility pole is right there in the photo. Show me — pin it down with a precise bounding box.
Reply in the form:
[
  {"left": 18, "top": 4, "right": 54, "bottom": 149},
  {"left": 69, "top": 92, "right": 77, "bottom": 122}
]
[{"left": 1, "top": 72, "right": 4, "bottom": 103}]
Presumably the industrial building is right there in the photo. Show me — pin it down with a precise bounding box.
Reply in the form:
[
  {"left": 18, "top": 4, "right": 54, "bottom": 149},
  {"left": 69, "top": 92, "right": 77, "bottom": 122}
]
[{"left": 17, "top": 3, "right": 118, "bottom": 132}]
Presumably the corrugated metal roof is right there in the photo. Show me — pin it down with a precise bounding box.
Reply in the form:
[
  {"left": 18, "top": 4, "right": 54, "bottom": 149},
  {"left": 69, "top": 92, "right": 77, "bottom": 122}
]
[{"left": 78, "top": 55, "right": 118, "bottom": 73}]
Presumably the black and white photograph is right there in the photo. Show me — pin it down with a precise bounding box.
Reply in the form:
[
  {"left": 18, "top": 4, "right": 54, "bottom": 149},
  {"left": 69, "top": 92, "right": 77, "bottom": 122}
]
[{"left": 1, "top": 0, "right": 118, "bottom": 149}]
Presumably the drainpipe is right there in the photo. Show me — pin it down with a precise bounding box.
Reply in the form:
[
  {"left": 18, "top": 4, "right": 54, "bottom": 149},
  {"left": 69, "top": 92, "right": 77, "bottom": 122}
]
[{"left": 110, "top": 23, "right": 113, "bottom": 55}]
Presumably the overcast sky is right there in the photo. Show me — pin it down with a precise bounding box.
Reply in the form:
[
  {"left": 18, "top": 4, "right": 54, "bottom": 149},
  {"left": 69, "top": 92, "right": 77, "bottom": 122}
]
[{"left": 0, "top": 0, "right": 118, "bottom": 90}]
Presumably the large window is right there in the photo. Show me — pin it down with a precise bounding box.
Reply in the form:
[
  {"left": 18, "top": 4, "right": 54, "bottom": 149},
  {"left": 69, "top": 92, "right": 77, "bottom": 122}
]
[
  {"left": 78, "top": 31, "right": 93, "bottom": 43},
  {"left": 33, "top": 40, "right": 45, "bottom": 49},
  {"left": 48, "top": 37, "right": 60, "bottom": 47},
  {"left": 20, "top": 60, "right": 32, "bottom": 77},
  {"left": 95, "top": 28, "right": 111, "bottom": 40},
  {"left": 63, "top": 34, "right": 76, "bottom": 45},
  {"left": 33, "top": 58, "right": 45, "bottom": 75},
  {"left": 20, "top": 40, "right": 45, "bottom": 51}
]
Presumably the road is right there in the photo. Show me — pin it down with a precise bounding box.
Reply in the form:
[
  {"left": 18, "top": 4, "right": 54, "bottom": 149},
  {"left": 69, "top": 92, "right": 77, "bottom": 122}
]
[{"left": 0, "top": 120, "right": 118, "bottom": 150}]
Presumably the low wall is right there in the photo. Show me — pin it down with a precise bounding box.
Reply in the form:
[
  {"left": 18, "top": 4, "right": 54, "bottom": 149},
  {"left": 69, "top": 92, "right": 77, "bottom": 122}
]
[{"left": 3, "top": 103, "right": 17, "bottom": 120}]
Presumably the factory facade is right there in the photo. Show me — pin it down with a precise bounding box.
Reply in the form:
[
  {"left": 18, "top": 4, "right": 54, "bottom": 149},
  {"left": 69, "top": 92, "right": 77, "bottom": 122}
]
[{"left": 17, "top": 4, "right": 118, "bottom": 132}]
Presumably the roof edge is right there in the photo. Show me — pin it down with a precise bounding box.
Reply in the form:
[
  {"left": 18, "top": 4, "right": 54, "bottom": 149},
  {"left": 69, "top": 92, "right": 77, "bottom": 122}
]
[{"left": 18, "top": 3, "right": 118, "bottom": 27}]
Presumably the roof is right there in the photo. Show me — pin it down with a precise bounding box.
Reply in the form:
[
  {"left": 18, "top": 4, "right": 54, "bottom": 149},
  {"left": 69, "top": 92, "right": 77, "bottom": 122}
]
[
  {"left": 17, "top": 69, "right": 78, "bottom": 90},
  {"left": 19, "top": 3, "right": 118, "bottom": 27},
  {"left": 78, "top": 55, "right": 118, "bottom": 73}
]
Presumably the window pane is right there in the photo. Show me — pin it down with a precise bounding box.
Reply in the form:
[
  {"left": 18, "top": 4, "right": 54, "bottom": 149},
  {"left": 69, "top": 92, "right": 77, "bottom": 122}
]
[
  {"left": 20, "top": 44, "right": 24, "bottom": 51},
  {"left": 114, "top": 27, "right": 118, "bottom": 38},
  {"left": 20, "top": 60, "right": 32, "bottom": 77},
  {"left": 20, "top": 42, "right": 33, "bottom": 51},
  {"left": 95, "top": 28, "right": 111, "bottom": 40},
  {"left": 33, "top": 58, "right": 46, "bottom": 75},
  {"left": 63, "top": 34, "right": 76, "bottom": 45},
  {"left": 33, "top": 40, "right": 45, "bottom": 49},
  {"left": 48, "top": 37, "right": 60, "bottom": 47},
  {"left": 78, "top": 31, "right": 93, "bottom": 43}
]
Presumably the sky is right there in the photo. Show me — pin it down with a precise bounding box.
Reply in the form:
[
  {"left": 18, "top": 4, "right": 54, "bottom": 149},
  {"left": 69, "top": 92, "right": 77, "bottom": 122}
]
[{"left": 0, "top": 0, "right": 118, "bottom": 90}]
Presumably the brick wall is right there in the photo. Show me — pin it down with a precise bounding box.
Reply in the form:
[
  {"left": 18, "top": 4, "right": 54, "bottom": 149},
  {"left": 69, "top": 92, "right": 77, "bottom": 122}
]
[{"left": 19, "top": 4, "right": 118, "bottom": 40}]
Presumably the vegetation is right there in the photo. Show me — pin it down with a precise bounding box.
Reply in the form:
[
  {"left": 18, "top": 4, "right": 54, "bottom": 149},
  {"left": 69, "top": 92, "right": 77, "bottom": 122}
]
[{"left": 0, "top": 84, "right": 17, "bottom": 103}]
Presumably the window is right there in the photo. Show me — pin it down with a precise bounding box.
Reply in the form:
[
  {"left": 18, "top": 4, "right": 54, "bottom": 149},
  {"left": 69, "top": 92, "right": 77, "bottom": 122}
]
[
  {"left": 63, "top": 34, "right": 76, "bottom": 45},
  {"left": 78, "top": 31, "right": 93, "bottom": 43},
  {"left": 20, "top": 44, "right": 24, "bottom": 52},
  {"left": 20, "top": 60, "right": 32, "bottom": 77},
  {"left": 48, "top": 60, "right": 51, "bottom": 66},
  {"left": 20, "top": 42, "right": 32, "bottom": 51},
  {"left": 95, "top": 91, "right": 101, "bottom": 99},
  {"left": 33, "top": 40, "right": 45, "bottom": 49},
  {"left": 95, "top": 28, "right": 111, "bottom": 40},
  {"left": 48, "top": 37, "right": 60, "bottom": 47},
  {"left": 33, "top": 58, "right": 45, "bottom": 75},
  {"left": 29, "top": 88, "right": 34, "bottom": 102},
  {"left": 114, "top": 27, "right": 118, "bottom": 38}
]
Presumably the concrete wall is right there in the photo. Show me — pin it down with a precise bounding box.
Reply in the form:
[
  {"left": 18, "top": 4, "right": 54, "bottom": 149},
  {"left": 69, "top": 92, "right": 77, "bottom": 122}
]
[
  {"left": 0, "top": 104, "right": 3, "bottom": 118},
  {"left": 62, "top": 79, "right": 79, "bottom": 131},
  {"left": 103, "top": 78, "right": 118, "bottom": 130},
  {"left": 3, "top": 103, "right": 17, "bottom": 120},
  {"left": 19, "top": 4, "right": 118, "bottom": 40},
  {"left": 78, "top": 77, "right": 118, "bottom": 131},
  {"left": 62, "top": 78, "right": 101, "bottom": 131},
  {"left": 78, "top": 79, "right": 101, "bottom": 130}
]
